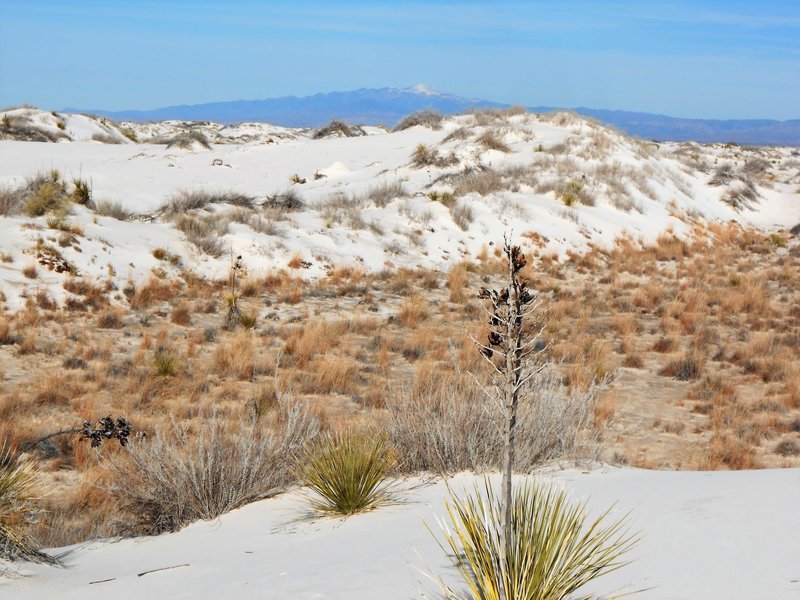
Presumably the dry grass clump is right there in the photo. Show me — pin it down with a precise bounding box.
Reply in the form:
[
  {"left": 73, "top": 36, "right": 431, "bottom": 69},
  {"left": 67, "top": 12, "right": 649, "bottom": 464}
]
[
  {"left": 307, "top": 354, "right": 359, "bottom": 395},
  {"left": 110, "top": 407, "right": 319, "bottom": 534},
  {"left": 0, "top": 171, "right": 71, "bottom": 217},
  {"left": 366, "top": 180, "right": 406, "bottom": 208},
  {"left": 477, "top": 130, "right": 511, "bottom": 153},
  {"left": 453, "top": 169, "right": 505, "bottom": 197},
  {"left": 393, "top": 109, "right": 444, "bottom": 131},
  {"left": 313, "top": 119, "right": 362, "bottom": 139},
  {"left": 263, "top": 189, "right": 304, "bottom": 211},
  {"left": 397, "top": 294, "right": 429, "bottom": 328},
  {"left": 93, "top": 200, "right": 131, "bottom": 221},
  {"left": 163, "top": 189, "right": 254, "bottom": 216},
  {"left": 447, "top": 263, "right": 470, "bottom": 303},
  {"left": 723, "top": 181, "right": 760, "bottom": 210},
  {"left": 90, "top": 132, "right": 122, "bottom": 144},
  {"left": 316, "top": 191, "right": 367, "bottom": 229},
  {"left": 283, "top": 320, "right": 348, "bottom": 367},
  {"left": 411, "top": 144, "right": 458, "bottom": 168},
  {"left": 175, "top": 213, "right": 229, "bottom": 257},
  {"left": 659, "top": 352, "right": 704, "bottom": 381},
  {"left": 212, "top": 332, "right": 262, "bottom": 380},
  {"left": 450, "top": 201, "right": 474, "bottom": 231},
  {"left": 161, "top": 129, "right": 211, "bottom": 150},
  {"left": 128, "top": 276, "right": 177, "bottom": 308}
]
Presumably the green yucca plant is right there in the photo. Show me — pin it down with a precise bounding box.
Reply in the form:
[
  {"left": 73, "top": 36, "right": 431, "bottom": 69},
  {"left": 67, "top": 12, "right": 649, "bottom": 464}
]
[
  {"left": 299, "top": 431, "right": 396, "bottom": 515},
  {"left": 152, "top": 348, "right": 178, "bottom": 376},
  {"left": 0, "top": 447, "right": 50, "bottom": 563},
  {"left": 435, "top": 479, "right": 637, "bottom": 600}
]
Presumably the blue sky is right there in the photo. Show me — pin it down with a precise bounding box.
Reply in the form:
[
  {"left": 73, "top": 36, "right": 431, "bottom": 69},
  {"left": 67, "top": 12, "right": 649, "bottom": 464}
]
[{"left": 1, "top": 1, "right": 798, "bottom": 119}]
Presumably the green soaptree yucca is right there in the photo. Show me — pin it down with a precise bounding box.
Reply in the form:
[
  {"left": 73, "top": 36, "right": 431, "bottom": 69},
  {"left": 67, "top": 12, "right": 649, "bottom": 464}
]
[
  {"left": 299, "top": 430, "right": 396, "bottom": 516},
  {"left": 0, "top": 446, "right": 51, "bottom": 563},
  {"left": 437, "top": 479, "right": 636, "bottom": 600}
]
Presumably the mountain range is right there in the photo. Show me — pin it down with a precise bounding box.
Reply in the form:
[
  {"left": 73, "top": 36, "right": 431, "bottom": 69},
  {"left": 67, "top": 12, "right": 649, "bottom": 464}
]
[{"left": 69, "top": 85, "right": 800, "bottom": 146}]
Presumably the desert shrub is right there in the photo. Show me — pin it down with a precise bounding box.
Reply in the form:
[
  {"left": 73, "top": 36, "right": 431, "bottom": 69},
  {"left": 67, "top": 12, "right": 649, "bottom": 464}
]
[
  {"left": 90, "top": 132, "right": 122, "bottom": 144},
  {"left": 175, "top": 213, "right": 228, "bottom": 257},
  {"left": 393, "top": 109, "right": 444, "bottom": 132},
  {"left": 559, "top": 179, "right": 595, "bottom": 207},
  {"left": 708, "top": 163, "right": 737, "bottom": 186},
  {"left": 33, "top": 240, "right": 76, "bottom": 275},
  {"left": 723, "top": 181, "right": 759, "bottom": 210},
  {"left": 298, "top": 430, "right": 396, "bottom": 515},
  {"left": 742, "top": 157, "right": 770, "bottom": 177},
  {"left": 45, "top": 214, "right": 72, "bottom": 232},
  {"left": 1, "top": 447, "right": 51, "bottom": 563},
  {"left": 775, "top": 439, "right": 800, "bottom": 457},
  {"left": 367, "top": 180, "right": 406, "bottom": 208},
  {"left": 163, "top": 130, "right": 211, "bottom": 149},
  {"left": 411, "top": 144, "right": 457, "bottom": 168},
  {"left": 110, "top": 405, "right": 319, "bottom": 535},
  {"left": 93, "top": 199, "right": 132, "bottom": 220},
  {"left": 20, "top": 171, "right": 69, "bottom": 217},
  {"left": 0, "top": 321, "right": 19, "bottom": 345},
  {"left": 163, "top": 189, "right": 254, "bottom": 216},
  {"left": 767, "top": 233, "right": 787, "bottom": 248},
  {"left": 450, "top": 201, "right": 474, "bottom": 231},
  {"left": 97, "top": 311, "right": 123, "bottom": 329},
  {"left": 428, "top": 190, "right": 457, "bottom": 208},
  {"left": 313, "top": 119, "right": 356, "bottom": 139},
  {"left": 385, "top": 368, "right": 600, "bottom": 474},
  {"left": 659, "top": 352, "right": 704, "bottom": 381},
  {"left": 0, "top": 186, "right": 22, "bottom": 216},
  {"left": 470, "top": 108, "right": 506, "bottom": 126},
  {"left": 412, "top": 143, "right": 438, "bottom": 167},
  {"left": 453, "top": 169, "right": 505, "bottom": 197},
  {"left": 443, "top": 126, "right": 472, "bottom": 142},
  {"left": 436, "top": 478, "right": 635, "bottom": 600},
  {"left": 152, "top": 348, "right": 178, "bottom": 376},
  {"left": 263, "top": 189, "right": 303, "bottom": 211},
  {"left": 316, "top": 191, "right": 366, "bottom": 229},
  {"left": 119, "top": 127, "right": 138, "bottom": 142},
  {"left": 538, "top": 110, "right": 586, "bottom": 128},
  {"left": 239, "top": 312, "right": 257, "bottom": 330},
  {"left": 477, "top": 130, "right": 511, "bottom": 153}
]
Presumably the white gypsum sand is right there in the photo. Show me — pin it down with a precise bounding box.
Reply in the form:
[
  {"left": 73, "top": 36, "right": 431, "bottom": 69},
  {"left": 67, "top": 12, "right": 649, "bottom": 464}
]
[{"left": 2, "top": 467, "right": 799, "bottom": 600}]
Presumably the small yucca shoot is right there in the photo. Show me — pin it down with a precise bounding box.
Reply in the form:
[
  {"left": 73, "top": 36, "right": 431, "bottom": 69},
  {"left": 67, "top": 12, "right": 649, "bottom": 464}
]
[
  {"left": 435, "top": 478, "right": 637, "bottom": 600},
  {"left": 299, "top": 431, "right": 396, "bottom": 516}
]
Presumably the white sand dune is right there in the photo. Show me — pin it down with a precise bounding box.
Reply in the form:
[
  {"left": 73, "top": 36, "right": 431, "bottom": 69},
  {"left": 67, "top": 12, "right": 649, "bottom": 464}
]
[
  {"left": 3, "top": 467, "right": 799, "bottom": 599},
  {"left": 2, "top": 108, "right": 798, "bottom": 310}
]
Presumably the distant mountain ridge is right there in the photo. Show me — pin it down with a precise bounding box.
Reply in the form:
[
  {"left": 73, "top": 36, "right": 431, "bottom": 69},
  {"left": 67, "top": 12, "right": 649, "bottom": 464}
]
[
  {"left": 69, "top": 86, "right": 503, "bottom": 129},
  {"left": 68, "top": 85, "right": 800, "bottom": 146}
]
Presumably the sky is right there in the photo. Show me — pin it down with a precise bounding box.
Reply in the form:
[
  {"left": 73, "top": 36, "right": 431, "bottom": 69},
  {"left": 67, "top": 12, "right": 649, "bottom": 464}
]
[{"left": 1, "top": 1, "right": 799, "bottom": 120}]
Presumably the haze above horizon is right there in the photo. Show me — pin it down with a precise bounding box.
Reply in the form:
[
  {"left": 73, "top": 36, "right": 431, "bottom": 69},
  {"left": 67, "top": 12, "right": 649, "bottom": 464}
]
[{"left": 1, "top": 0, "right": 799, "bottom": 120}]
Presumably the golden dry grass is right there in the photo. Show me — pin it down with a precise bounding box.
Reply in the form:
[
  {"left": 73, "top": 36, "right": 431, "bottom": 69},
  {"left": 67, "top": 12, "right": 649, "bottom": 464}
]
[{"left": 0, "top": 221, "right": 797, "bottom": 548}]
